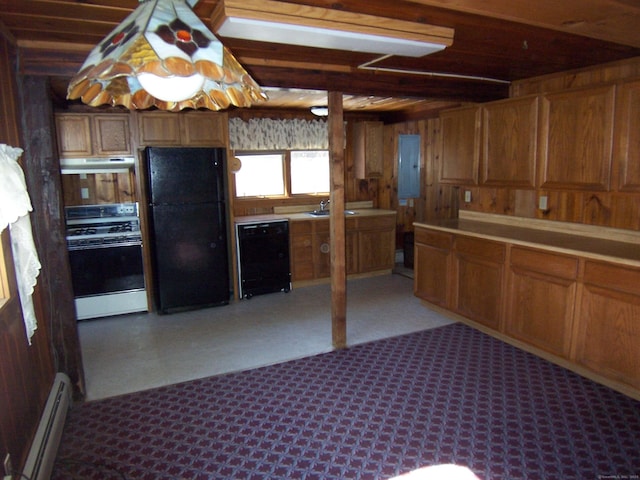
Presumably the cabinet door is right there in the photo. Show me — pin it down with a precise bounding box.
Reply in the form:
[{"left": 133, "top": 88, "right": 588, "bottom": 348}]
[
  {"left": 612, "top": 80, "right": 640, "bottom": 192},
  {"left": 506, "top": 247, "right": 578, "bottom": 357},
  {"left": 357, "top": 216, "right": 395, "bottom": 273},
  {"left": 414, "top": 228, "right": 452, "bottom": 308},
  {"left": 452, "top": 236, "right": 505, "bottom": 330},
  {"left": 290, "top": 221, "right": 314, "bottom": 281},
  {"left": 56, "top": 114, "right": 92, "bottom": 157},
  {"left": 93, "top": 115, "right": 132, "bottom": 156},
  {"left": 354, "top": 121, "right": 384, "bottom": 178},
  {"left": 314, "top": 223, "right": 331, "bottom": 280},
  {"left": 182, "top": 112, "right": 228, "bottom": 147},
  {"left": 439, "top": 106, "right": 480, "bottom": 185},
  {"left": 481, "top": 96, "right": 538, "bottom": 188},
  {"left": 137, "top": 112, "right": 181, "bottom": 146},
  {"left": 575, "top": 261, "right": 640, "bottom": 390},
  {"left": 538, "top": 85, "right": 615, "bottom": 191}
]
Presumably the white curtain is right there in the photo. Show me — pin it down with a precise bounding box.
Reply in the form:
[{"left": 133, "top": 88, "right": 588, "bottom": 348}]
[
  {"left": 0, "top": 143, "right": 41, "bottom": 345},
  {"left": 229, "top": 117, "right": 328, "bottom": 150}
]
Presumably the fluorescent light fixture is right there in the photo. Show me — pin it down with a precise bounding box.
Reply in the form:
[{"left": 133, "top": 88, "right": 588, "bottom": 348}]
[{"left": 212, "top": 0, "right": 454, "bottom": 58}]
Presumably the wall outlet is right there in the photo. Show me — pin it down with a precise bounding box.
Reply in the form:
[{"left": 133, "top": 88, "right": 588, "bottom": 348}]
[
  {"left": 539, "top": 195, "right": 548, "bottom": 210},
  {"left": 3, "top": 453, "right": 11, "bottom": 476},
  {"left": 81, "top": 187, "right": 90, "bottom": 199},
  {"left": 464, "top": 190, "right": 472, "bottom": 203}
]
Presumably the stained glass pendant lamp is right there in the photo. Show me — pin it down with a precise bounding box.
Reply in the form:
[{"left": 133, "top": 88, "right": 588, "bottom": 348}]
[{"left": 67, "top": 0, "right": 267, "bottom": 111}]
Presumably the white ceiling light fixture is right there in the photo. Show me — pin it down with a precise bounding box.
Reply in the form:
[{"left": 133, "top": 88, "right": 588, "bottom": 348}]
[
  {"left": 310, "top": 106, "right": 329, "bottom": 117},
  {"left": 211, "top": 0, "right": 454, "bottom": 58}
]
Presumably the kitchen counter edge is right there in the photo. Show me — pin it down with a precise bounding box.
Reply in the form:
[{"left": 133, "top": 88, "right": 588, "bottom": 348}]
[
  {"left": 235, "top": 209, "right": 396, "bottom": 225},
  {"left": 414, "top": 211, "right": 640, "bottom": 267}
]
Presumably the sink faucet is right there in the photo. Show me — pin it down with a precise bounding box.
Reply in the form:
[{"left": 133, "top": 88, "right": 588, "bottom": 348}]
[{"left": 319, "top": 199, "right": 330, "bottom": 211}]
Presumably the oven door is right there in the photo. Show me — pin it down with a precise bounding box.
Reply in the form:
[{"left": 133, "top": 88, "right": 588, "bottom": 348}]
[{"left": 68, "top": 243, "right": 145, "bottom": 297}]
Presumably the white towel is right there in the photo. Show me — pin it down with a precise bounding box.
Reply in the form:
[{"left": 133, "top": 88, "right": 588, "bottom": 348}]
[{"left": 0, "top": 143, "right": 42, "bottom": 344}]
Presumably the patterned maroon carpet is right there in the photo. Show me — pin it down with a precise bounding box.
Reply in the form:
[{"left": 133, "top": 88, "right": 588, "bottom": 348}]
[{"left": 52, "top": 323, "right": 640, "bottom": 479}]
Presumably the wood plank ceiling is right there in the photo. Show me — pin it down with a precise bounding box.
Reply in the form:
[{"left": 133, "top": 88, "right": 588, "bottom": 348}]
[{"left": 1, "top": 0, "right": 639, "bottom": 118}]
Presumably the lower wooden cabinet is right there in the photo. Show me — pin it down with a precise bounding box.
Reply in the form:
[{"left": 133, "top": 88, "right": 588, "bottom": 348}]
[
  {"left": 290, "top": 215, "right": 395, "bottom": 282},
  {"left": 357, "top": 216, "right": 395, "bottom": 273},
  {"left": 290, "top": 221, "right": 314, "bottom": 281},
  {"left": 506, "top": 247, "right": 578, "bottom": 357},
  {"left": 414, "top": 229, "right": 452, "bottom": 308},
  {"left": 453, "top": 236, "right": 505, "bottom": 330},
  {"left": 575, "top": 261, "right": 640, "bottom": 390},
  {"left": 413, "top": 224, "right": 640, "bottom": 396}
]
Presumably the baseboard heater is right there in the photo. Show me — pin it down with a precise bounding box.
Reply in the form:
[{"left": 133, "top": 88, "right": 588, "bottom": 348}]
[{"left": 22, "top": 372, "right": 71, "bottom": 480}]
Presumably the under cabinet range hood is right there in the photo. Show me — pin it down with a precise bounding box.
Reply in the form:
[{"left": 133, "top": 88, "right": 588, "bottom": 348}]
[{"left": 60, "top": 157, "right": 135, "bottom": 174}]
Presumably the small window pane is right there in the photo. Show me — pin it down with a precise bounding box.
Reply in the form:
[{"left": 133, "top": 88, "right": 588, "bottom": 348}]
[
  {"left": 291, "top": 150, "right": 330, "bottom": 194},
  {"left": 235, "top": 154, "right": 285, "bottom": 197}
]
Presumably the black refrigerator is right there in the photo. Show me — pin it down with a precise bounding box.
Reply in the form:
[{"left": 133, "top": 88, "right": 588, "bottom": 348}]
[{"left": 146, "top": 147, "right": 230, "bottom": 313}]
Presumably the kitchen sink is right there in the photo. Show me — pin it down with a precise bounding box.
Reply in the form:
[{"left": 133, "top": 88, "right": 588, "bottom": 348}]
[{"left": 307, "top": 210, "right": 358, "bottom": 216}]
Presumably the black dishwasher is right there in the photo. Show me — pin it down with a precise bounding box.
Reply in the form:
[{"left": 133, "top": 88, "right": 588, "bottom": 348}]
[{"left": 236, "top": 220, "right": 291, "bottom": 298}]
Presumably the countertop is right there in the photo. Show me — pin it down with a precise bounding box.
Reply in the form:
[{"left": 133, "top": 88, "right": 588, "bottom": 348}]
[
  {"left": 235, "top": 208, "right": 396, "bottom": 225},
  {"left": 414, "top": 211, "right": 640, "bottom": 267}
]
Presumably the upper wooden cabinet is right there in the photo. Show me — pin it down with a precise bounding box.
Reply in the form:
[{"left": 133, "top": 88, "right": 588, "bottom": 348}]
[
  {"left": 137, "top": 111, "right": 228, "bottom": 147},
  {"left": 538, "top": 85, "right": 615, "bottom": 191},
  {"left": 56, "top": 113, "right": 133, "bottom": 158},
  {"left": 439, "top": 105, "right": 480, "bottom": 185},
  {"left": 353, "top": 121, "right": 384, "bottom": 178},
  {"left": 613, "top": 79, "right": 640, "bottom": 192},
  {"left": 481, "top": 96, "right": 538, "bottom": 188}
]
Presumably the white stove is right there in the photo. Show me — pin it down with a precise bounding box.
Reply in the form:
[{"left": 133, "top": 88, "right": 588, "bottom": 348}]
[{"left": 64, "top": 203, "right": 147, "bottom": 320}]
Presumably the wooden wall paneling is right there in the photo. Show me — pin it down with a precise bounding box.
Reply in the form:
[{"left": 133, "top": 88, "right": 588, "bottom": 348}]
[
  {"left": 612, "top": 79, "right": 640, "bottom": 192},
  {"left": 611, "top": 194, "right": 640, "bottom": 230},
  {"left": 537, "top": 191, "right": 586, "bottom": 224},
  {"left": 538, "top": 85, "right": 615, "bottom": 191},
  {"left": 511, "top": 57, "right": 640, "bottom": 98},
  {"left": 0, "top": 35, "right": 59, "bottom": 472},
  {"left": 513, "top": 189, "right": 537, "bottom": 217}
]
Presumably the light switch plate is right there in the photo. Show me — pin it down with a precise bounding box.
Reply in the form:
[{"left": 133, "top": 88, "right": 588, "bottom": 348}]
[
  {"left": 464, "top": 190, "right": 472, "bottom": 203},
  {"left": 539, "top": 195, "right": 548, "bottom": 210}
]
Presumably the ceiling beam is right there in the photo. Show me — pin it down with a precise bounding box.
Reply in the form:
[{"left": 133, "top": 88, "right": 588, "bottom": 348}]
[{"left": 409, "top": 0, "right": 640, "bottom": 48}]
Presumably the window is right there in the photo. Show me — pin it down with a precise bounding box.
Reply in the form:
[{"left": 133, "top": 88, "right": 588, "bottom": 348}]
[
  {"left": 234, "top": 150, "right": 330, "bottom": 198},
  {"left": 290, "top": 151, "right": 330, "bottom": 195},
  {"left": 235, "top": 153, "right": 285, "bottom": 197}
]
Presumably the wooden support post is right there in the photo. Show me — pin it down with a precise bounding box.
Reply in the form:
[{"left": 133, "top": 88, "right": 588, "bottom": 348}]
[{"left": 328, "top": 91, "right": 347, "bottom": 349}]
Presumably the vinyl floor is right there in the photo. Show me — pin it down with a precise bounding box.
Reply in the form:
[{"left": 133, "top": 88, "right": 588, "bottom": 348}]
[{"left": 78, "top": 271, "right": 453, "bottom": 400}]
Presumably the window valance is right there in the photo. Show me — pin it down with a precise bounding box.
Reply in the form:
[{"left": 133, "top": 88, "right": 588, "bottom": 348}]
[{"left": 229, "top": 117, "right": 328, "bottom": 151}]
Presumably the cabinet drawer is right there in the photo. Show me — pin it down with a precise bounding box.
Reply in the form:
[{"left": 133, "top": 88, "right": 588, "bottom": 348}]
[
  {"left": 415, "top": 228, "right": 452, "bottom": 250},
  {"left": 454, "top": 236, "right": 505, "bottom": 263},
  {"left": 357, "top": 215, "right": 395, "bottom": 230},
  {"left": 290, "top": 221, "right": 312, "bottom": 235},
  {"left": 583, "top": 261, "right": 640, "bottom": 296},
  {"left": 511, "top": 246, "right": 578, "bottom": 280}
]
